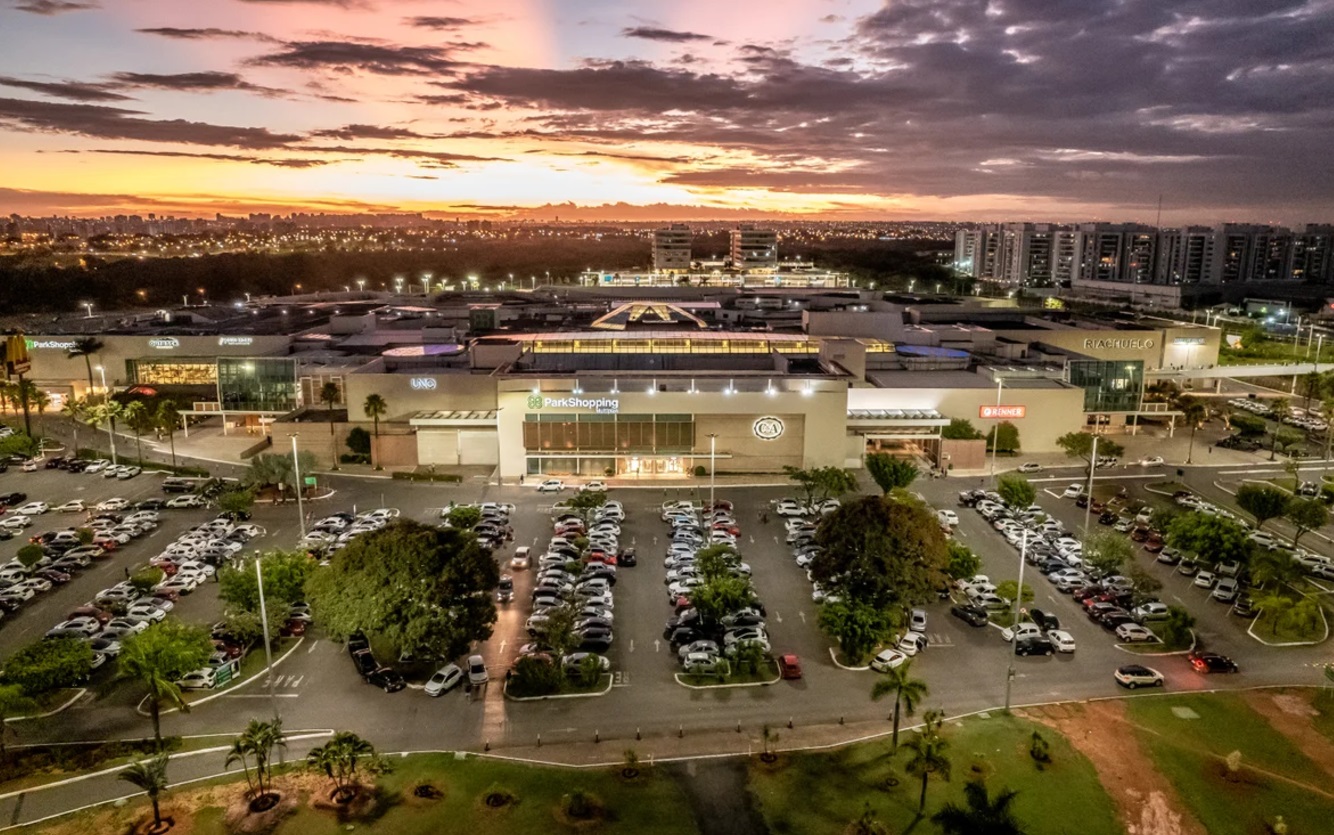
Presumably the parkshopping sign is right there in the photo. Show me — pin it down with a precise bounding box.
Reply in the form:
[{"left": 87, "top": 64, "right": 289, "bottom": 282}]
[
  {"left": 527, "top": 394, "right": 620, "bottom": 414},
  {"left": 980, "top": 405, "right": 1026, "bottom": 419}
]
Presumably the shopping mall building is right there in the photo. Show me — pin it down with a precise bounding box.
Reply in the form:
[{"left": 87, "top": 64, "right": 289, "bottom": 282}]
[{"left": 13, "top": 292, "right": 1220, "bottom": 480}]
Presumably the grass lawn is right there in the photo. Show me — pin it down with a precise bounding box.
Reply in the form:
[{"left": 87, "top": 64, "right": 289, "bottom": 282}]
[
  {"left": 1126, "top": 693, "right": 1334, "bottom": 835},
  {"left": 679, "top": 659, "right": 779, "bottom": 687},
  {"left": 22, "top": 752, "right": 699, "bottom": 835},
  {"left": 1252, "top": 584, "right": 1326, "bottom": 643},
  {"left": 750, "top": 713, "right": 1121, "bottom": 835},
  {"left": 1119, "top": 623, "right": 1192, "bottom": 654}
]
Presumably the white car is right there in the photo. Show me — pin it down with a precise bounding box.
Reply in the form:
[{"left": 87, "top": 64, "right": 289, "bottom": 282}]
[
  {"left": 870, "top": 649, "right": 907, "bottom": 672},
  {"left": 0, "top": 515, "right": 32, "bottom": 530},
  {"left": 96, "top": 498, "right": 129, "bottom": 512},
  {"left": 83, "top": 460, "right": 109, "bottom": 474},
  {"left": 1115, "top": 623, "right": 1157, "bottom": 643},
  {"left": 177, "top": 668, "right": 217, "bottom": 690},
  {"left": 54, "top": 500, "right": 86, "bottom": 513},
  {"left": 166, "top": 495, "right": 204, "bottom": 508},
  {"left": 425, "top": 663, "right": 465, "bottom": 696},
  {"left": 1139, "top": 456, "right": 1165, "bottom": 466},
  {"left": 937, "top": 510, "right": 959, "bottom": 527},
  {"left": 1001, "top": 623, "right": 1044, "bottom": 643},
  {"left": 579, "top": 481, "right": 607, "bottom": 493},
  {"left": 1047, "top": 630, "right": 1077, "bottom": 653},
  {"left": 536, "top": 479, "right": 565, "bottom": 493},
  {"left": 773, "top": 499, "right": 806, "bottom": 517},
  {"left": 14, "top": 501, "right": 50, "bottom": 515},
  {"left": 125, "top": 602, "right": 168, "bottom": 623},
  {"left": 1018, "top": 463, "right": 1043, "bottom": 473},
  {"left": 510, "top": 547, "right": 531, "bottom": 570},
  {"left": 1061, "top": 483, "right": 1082, "bottom": 499}
]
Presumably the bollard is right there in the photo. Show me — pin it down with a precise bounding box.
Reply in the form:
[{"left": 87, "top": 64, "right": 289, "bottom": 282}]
[
  {"left": 736, "top": 721, "right": 741, "bottom": 733},
  {"left": 678, "top": 724, "right": 684, "bottom": 739},
  {"left": 537, "top": 733, "right": 542, "bottom": 748},
  {"left": 484, "top": 739, "right": 490, "bottom": 752},
  {"left": 839, "top": 716, "right": 844, "bottom": 725},
  {"left": 595, "top": 729, "right": 600, "bottom": 743},
  {"left": 788, "top": 717, "right": 793, "bottom": 729},
  {"left": 636, "top": 727, "right": 641, "bottom": 741}
]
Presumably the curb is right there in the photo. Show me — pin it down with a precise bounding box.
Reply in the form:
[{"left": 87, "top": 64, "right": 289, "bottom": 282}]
[
  {"left": 136, "top": 637, "right": 305, "bottom": 717},
  {"left": 503, "top": 673, "right": 614, "bottom": 701},
  {"left": 827, "top": 647, "right": 869, "bottom": 672},
  {"left": 673, "top": 669, "right": 781, "bottom": 690},
  {"left": 6, "top": 688, "right": 87, "bottom": 722}
]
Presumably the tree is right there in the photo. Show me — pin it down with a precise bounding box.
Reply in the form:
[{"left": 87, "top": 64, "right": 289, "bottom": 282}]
[
  {"left": 1179, "top": 396, "right": 1207, "bottom": 464},
  {"left": 945, "top": 542, "right": 982, "bottom": 581},
  {"left": 219, "top": 550, "right": 314, "bottom": 613},
  {"left": 865, "top": 453, "right": 918, "bottom": 494},
  {"left": 1303, "top": 371, "right": 1325, "bottom": 411},
  {"left": 903, "top": 714, "right": 951, "bottom": 814},
  {"left": 690, "top": 574, "right": 755, "bottom": 627},
  {"left": 62, "top": 397, "right": 89, "bottom": 457},
  {"left": 994, "top": 580, "right": 1034, "bottom": 606},
  {"left": 363, "top": 393, "right": 388, "bottom": 470},
  {"left": 1236, "top": 484, "right": 1290, "bottom": 530},
  {"left": 1055, "top": 432, "right": 1124, "bottom": 468},
  {"left": 223, "top": 608, "right": 281, "bottom": 648},
  {"left": 508, "top": 654, "right": 563, "bottom": 697},
  {"left": 812, "top": 494, "right": 950, "bottom": 610},
  {"left": 1274, "top": 428, "right": 1304, "bottom": 458},
  {"left": 564, "top": 490, "right": 609, "bottom": 524},
  {"left": 1229, "top": 412, "right": 1266, "bottom": 437},
  {"left": 346, "top": 427, "right": 371, "bottom": 457},
  {"left": 66, "top": 337, "right": 104, "bottom": 400},
  {"left": 933, "top": 779, "right": 1029, "bottom": 835},
  {"left": 123, "top": 400, "right": 150, "bottom": 462},
  {"left": 129, "top": 567, "right": 165, "bottom": 596},
  {"left": 1255, "top": 591, "right": 1295, "bottom": 636},
  {"left": 1082, "top": 531, "right": 1133, "bottom": 577},
  {"left": 996, "top": 474, "right": 1035, "bottom": 510},
  {"left": 1250, "top": 549, "right": 1302, "bottom": 589},
  {"left": 445, "top": 504, "right": 481, "bottom": 530},
  {"left": 986, "top": 421, "right": 1020, "bottom": 454},
  {"left": 227, "top": 718, "right": 286, "bottom": 803},
  {"left": 1286, "top": 597, "right": 1323, "bottom": 637},
  {"left": 870, "top": 660, "right": 928, "bottom": 752},
  {"left": 90, "top": 399, "right": 124, "bottom": 465},
  {"left": 319, "top": 381, "right": 342, "bottom": 471},
  {"left": 818, "top": 599, "right": 891, "bottom": 664},
  {"left": 218, "top": 487, "right": 256, "bottom": 518},
  {"left": 246, "top": 450, "right": 317, "bottom": 498},
  {"left": 1287, "top": 498, "right": 1328, "bottom": 546},
  {"left": 306, "top": 731, "right": 389, "bottom": 802},
  {"left": 3, "top": 636, "right": 93, "bottom": 695},
  {"left": 155, "top": 401, "right": 181, "bottom": 466},
  {"left": 1160, "top": 605, "right": 1195, "bottom": 646},
  {"left": 31, "top": 387, "right": 49, "bottom": 439},
  {"left": 1126, "top": 564, "right": 1162, "bottom": 605},
  {"left": 16, "top": 543, "right": 45, "bottom": 569},
  {"left": 0, "top": 684, "right": 38, "bottom": 759},
  {"left": 119, "top": 620, "right": 215, "bottom": 750},
  {"left": 305, "top": 519, "right": 499, "bottom": 661},
  {"left": 1167, "top": 512, "right": 1252, "bottom": 568},
  {"left": 783, "top": 465, "right": 859, "bottom": 508},
  {"left": 119, "top": 752, "right": 170, "bottom": 830},
  {"left": 941, "top": 418, "right": 984, "bottom": 440}
]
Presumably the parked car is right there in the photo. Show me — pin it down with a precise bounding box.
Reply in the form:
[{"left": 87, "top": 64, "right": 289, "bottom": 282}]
[
  {"left": 536, "top": 479, "right": 565, "bottom": 493},
  {"left": 870, "top": 649, "right": 907, "bottom": 672},
  {"left": 1047, "top": 630, "right": 1077, "bottom": 653},
  {"left": 424, "top": 664, "right": 465, "bottom": 696},
  {"left": 1115, "top": 623, "right": 1157, "bottom": 643},
  {"left": 367, "top": 667, "right": 406, "bottom": 692},
  {"left": 1114, "top": 664, "right": 1164, "bottom": 689},
  {"left": 1014, "top": 637, "right": 1055, "bottom": 656}
]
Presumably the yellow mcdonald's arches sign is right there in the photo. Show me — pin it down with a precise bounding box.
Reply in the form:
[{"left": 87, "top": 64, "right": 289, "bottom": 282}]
[{"left": 3, "top": 333, "right": 31, "bottom": 378}]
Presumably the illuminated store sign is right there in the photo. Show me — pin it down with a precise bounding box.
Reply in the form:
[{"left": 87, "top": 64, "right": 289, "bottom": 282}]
[
  {"left": 219, "top": 336, "right": 254, "bottom": 346},
  {"left": 980, "top": 405, "right": 1027, "bottom": 419},
  {"left": 753, "top": 416, "right": 785, "bottom": 441},
  {"left": 25, "top": 339, "right": 76, "bottom": 350},
  {"left": 1172, "top": 337, "right": 1206, "bottom": 346},
  {"left": 148, "top": 338, "right": 180, "bottom": 350},
  {"left": 1081, "top": 337, "right": 1154, "bottom": 350},
  {"left": 409, "top": 377, "right": 438, "bottom": 390},
  {"left": 527, "top": 394, "right": 620, "bottom": 414}
]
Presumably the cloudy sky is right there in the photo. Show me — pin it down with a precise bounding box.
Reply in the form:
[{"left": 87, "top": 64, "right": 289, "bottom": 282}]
[{"left": 1, "top": 0, "right": 1331, "bottom": 223}]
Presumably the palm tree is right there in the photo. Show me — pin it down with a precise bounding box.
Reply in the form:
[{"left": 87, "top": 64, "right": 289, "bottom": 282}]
[
  {"left": 30, "top": 388, "right": 49, "bottom": 443},
  {"left": 67, "top": 337, "right": 104, "bottom": 400},
  {"left": 119, "top": 640, "right": 189, "bottom": 750},
  {"left": 903, "top": 717, "right": 951, "bottom": 814},
  {"left": 228, "top": 718, "right": 286, "bottom": 801},
  {"left": 362, "top": 393, "right": 387, "bottom": 470},
  {"left": 123, "top": 401, "right": 148, "bottom": 463},
  {"left": 318, "top": 382, "right": 341, "bottom": 471},
  {"left": 1180, "top": 397, "right": 1207, "bottom": 464},
  {"left": 307, "top": 731, "right": 377, "bottom": 801},
  {"left": 932, "top": 779, "right": 1028, "bottom": 835},
  {"left": 119, "top": 752, "right": 170, "bottom": 830},
  {"left": 62, "top": 397, "right": 88, "bottom": 456},
  {"left": 91, "top": 400, "right": 124, "bottom": 465},
  {"left": 156, "top": 401, "right": 181, "bottom": 466},
  {"left": 1254, "top": 590, "right": 1295, "bottom": 636},
  {"left": 12, "top": 376, "right": 35, "bottom": 437},
  {"left": 226, "top": 735, "right": 257, "bottom": 800},
  {"left": 870, "top": 659, "right": 929, "bottom": 752},
  {"left": 1303, "top": 371, "right": 1324, "bottom": 412}
]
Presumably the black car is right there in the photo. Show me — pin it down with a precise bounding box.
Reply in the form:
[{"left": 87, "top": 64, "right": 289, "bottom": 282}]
[
  {"left": 666, "top": 625, "right": 703, "bottom": 646},
  {"left": 575, "top": 616, "right": 614, "bottom": 632},
  {"left": 217, "top": 510, "right": 252, "bottom": 522},
  {"left": 347, "top": 630, "right": 370, "bottom": 656},
  {"left": 1014, "top": 637, "right": 1055, "bottom": 656},
  {"left": 950, "top": 604, "right": 989, "bottom": 627},
  {"left": 577, "top": 626, "right": 614, "bottom": 652},
  {"left": 1189, "top": 652, "right": 1239, "bottom": 674},
  {"left": 351, "top": 648, "right": 379, "bottom": 678},
  {"left": 1231, "top": 595, "right": 1257, "bottom": 618},
  {"left": 0, "top": 492, "right": 28, "bottom": 506},
  {"left": 1100, "top": 612, "right": 1136, "bottom": 631},
  {"left": 1028, "top": 608, "right": 1060, "bottom": 631},
  {"left": 366, "top": 666, "right": 406, "bottom": 692},
  {"left": 135, "top": 499, "right": 168, "bottom": 511},
  {"left": 44, "top": 457, "right": 63, "bottom": 469},
  {"left": 1098, "top": 511, "right": 1118, "bottom": 525},
  {"left": 617, "top": 548, "right": 637, "bottom": 567}
]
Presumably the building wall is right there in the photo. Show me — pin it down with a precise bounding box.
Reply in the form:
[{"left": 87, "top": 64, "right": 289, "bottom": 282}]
[
  {"left": 343, "top": 371, "right": 497, "bottom": 421},
  {"left": 847, "top": 385, "right": 1085, "bottom": 453},
  {"left": 988, "top": 326, "right": 1219, "bottom": 371}
]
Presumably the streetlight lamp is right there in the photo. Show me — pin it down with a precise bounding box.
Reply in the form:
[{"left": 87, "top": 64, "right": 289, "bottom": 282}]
[
  {"left": 707, "top": 433, "right": 718, "bottom": 509},
  {"left": 356, "top": 278, "right": 365, "bottom": 292},
  {"left": 290, "top": 433, "right": 306, "bottom": 538},
  {"left": 95, "top": 364, "right": 107, "bottom": 397},
  {"left": 988, "top": 377, "right": 1004, "bottom": 485},
  {"left": 1004, "top": 529, "right": 1028, "bottom": 711},
  {"left": 1082, "top": 435, "right": 1101, "bottom": 538},
  {"left": 82, "top": 302, "right": 93, "bottom": 319}
]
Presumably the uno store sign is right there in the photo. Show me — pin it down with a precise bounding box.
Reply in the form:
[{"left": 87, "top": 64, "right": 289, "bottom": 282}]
[{"left": 980, "top": 405, "right": 1027, "bottom": 420}]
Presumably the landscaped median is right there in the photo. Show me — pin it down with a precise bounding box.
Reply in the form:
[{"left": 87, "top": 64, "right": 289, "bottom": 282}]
[
  {"left": 135, "top": 637, "right": 301, "bottom": 717},
  {"left": 674, "top": 658, "right": 781, "bottom": 689},
  {"left": 1248, "top": 581, "right": 1330, "bottom": 646},
  {"left": 504, "top": 673, "right": 613, "bottom": 701},
  {"left": 1117, "top": 625, "right": 1196, "bottom": 655}
]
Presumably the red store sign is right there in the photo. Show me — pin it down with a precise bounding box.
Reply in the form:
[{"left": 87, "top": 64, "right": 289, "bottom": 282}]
[{"left": 980, "top": 405, "right": 1027, "bottom": 419}]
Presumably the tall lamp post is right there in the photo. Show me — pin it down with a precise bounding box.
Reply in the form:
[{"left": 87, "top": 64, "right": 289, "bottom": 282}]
[
  {"left": 989, "top": 377, "right": 1004, "bottom": 485},
  {"left": 96, "top": 366, "right": 116, "bottom": 465},
  {"left": 1004, "top": 530, "right": 1028, "bottom": 711},
  {"left": 1082, "top": 435, "right": 1100, "bottom": 538},
  {"left": 254, "top": 556, "right": 280, "bottom": 720},
  {"left": 290, "top": 433, "right": 306, "bottom": 538},
  {"left": 707, "top": 433, "right": 718, "bottom": 510}
]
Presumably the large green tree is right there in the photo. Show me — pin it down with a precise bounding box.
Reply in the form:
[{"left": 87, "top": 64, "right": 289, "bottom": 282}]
[
  {"left": 3, "top": 636, "right": 93, "bottom": 695},
  {"left": 941, "top": 418, "right": 983, "bottom": 440},
  {"left": 1082, "top": 531, "right": 1134, "bottom": 577},
  {"left": 870, "top": 660, "right": 928, "bottom": 752},
  {"left": 1055, "top": 432, "right": 1124, "bottom": 467},
  {"left": 986, "top": 421, "right": 1020, "bottom": 454},
  {"left": 119, "top": 620, "right": 214, "bottom": 750},
  {"left": 996, "top": 474, "right": 1036, "bottom": 509},
  {"left": 933, "top": 779, "right": 1029, "bottom": 835},
  {"left": 1166, "top": 512, "right": 1253, "bottom": 568},
  {"left": 304, "top": 519, "right": 499, "bottom": 661},
  {"left": 155, "top": 401, "right": 181, "bottom": 466},
  {"left": 865, "top": 453, "right": 918, "bottom": 495},
  {"left": 945, "top": 542, "right": 982, "bottom": 581},
  {"left": 818, "top": 599, "right": 891, "bottom": 664},
  {"left": 1236, "top": 483, "right": 1290, "bottom": 530},
  {"left": 1228, "top": 412, "right": 1266, "bottom": 437},
  {"left": 811, "top": 494, "right": 949, "bottom": 609},
  {"left": 1287, "top": 498, "right": 1328, "bottom": 546},
  {"left": 219, "top": 550, "right": 314, "bottom": 614},
  {"left": 217, "top": 487, "right": 256, "bottom": 518},
  {"left": 783, "top": 465, "right": 859, "bottom": 508},
  {"left": 1179, "top": 396, "right": 1208, "bottom": 464}
]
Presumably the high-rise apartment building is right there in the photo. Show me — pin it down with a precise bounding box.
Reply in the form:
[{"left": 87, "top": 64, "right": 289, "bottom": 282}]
[
  {"left": 730, "top": 226, "right": 778, "bottom": 271},
  {"left": 1294, "top": 225, "right": 1334, "bottom": 284},
  {"left": 652, "top": 224, "right": 693, "bottom": 272}
]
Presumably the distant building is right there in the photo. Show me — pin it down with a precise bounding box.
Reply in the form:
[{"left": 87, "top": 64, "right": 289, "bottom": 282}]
[
  {"left": 730, "top": 226, "right": 778, "bottom": 271},
  {"left": 651, "top": 224, "right": 692, "bottom": 272}
]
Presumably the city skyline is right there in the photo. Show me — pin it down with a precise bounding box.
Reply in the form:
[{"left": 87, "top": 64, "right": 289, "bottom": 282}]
[{"left": 2, "top": 0, "right": 1332, "bottom": 223}]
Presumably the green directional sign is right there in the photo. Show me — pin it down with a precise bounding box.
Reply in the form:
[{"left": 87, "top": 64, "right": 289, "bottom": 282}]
[{"left": 304, "top": 476, "right": 317, "bottom": 486}]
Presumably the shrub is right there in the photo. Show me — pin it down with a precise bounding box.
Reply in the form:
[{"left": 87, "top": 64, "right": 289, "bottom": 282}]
[
  {"left": 338, "top": 453, "right": 371, "bottom": 465},
  {"left": 346, "top": 426, "right": 372, "bottom": 456},
  {"left": 693, "top": 464, "right": 707, "bottom": 477},
  {"left": 507, "top": 655, "right": 563, "bottom": 697},
  {"left": 129, "top": 567, "right": 164, "bottom": 595},
  {"left": 3, "top": 637, "right": 93, "bottom": 695}
]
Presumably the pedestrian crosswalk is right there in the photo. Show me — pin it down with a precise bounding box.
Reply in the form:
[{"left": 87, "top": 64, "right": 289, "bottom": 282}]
[
  {"left": 266, "top": 674, "right": 304, "bottom": 689},
  {"left": 926, "top": 633, "right": 954, "bottom": 647}
]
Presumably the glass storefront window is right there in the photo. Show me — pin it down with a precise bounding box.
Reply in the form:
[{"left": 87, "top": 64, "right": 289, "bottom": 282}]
[
  {"left": 127, "top": 358, "right": 217, "bottom": 386},
  {"left": 1069, "top": 360, "right": 1144, "bottom": 412},
  {"left": 217, "top": 357, "right": 298, "bottom": 413}
]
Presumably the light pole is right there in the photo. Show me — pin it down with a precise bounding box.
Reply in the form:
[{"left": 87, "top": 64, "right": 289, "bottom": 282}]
[
  {"left": 255, "top": 555, "right": 280, "bottom": 720},
  {"left": 708, "top": 433, "right": 718, "bottom": 509},
  {"left": 290, "top": 433, "right": 306, "bottom": 538},
  {"left": 82, "top": 302, "right": 93, "bottom": 319},
  {"left": 1004, "top": 529, "right": 1028, "bottom": 712},
  {"left": 989, "top": 377, "right": 1004, "bottom": 485},
  {"left": 95, "top": 364, "right": 107, "bottom": 397},
  {"left": 1082, "top": 435, "right": 1100, "bottom": 538}
]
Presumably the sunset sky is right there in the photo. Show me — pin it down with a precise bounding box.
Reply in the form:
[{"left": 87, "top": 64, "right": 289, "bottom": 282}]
[{"left": 1, "top": 0, "right": 1331, "bottom": 223}]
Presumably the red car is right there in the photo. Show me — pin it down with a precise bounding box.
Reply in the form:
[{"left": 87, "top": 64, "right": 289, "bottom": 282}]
[
  {"left": 778, "top": 654, "right": 802, "bottom": 680},
  {"left": 1188, "top": 651, "right": 1238, "bottom": 674},
  {"left": 280, "top": 618, "right": 308, "bottom": 637}
]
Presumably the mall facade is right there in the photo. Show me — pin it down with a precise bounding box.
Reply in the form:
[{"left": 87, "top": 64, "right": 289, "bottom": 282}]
[{"left": 13, "top": 295, "right": 1221, "bottom": 480}]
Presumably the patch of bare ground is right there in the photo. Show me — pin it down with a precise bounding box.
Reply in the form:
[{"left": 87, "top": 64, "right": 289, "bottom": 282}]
[
  {"left": 1242, "top": 689, "right": 1334, "bottom": 780},
  {"left": 1022, "top": 701, "right": 1207, "bottom": 835}
]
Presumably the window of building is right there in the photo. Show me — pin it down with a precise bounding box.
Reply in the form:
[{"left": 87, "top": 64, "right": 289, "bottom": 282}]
[
  {"left": 1069, "top": 360, "right": 1144, "bottom": 412},
  {"left": 218, "top": 357, "right": 299, "bottom": 413}
]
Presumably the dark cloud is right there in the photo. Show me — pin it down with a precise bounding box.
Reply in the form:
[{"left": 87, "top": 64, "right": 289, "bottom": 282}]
[
  {"left": 0, "top": 97, "right": 301, "bottom": 148},
  {"left": 249, "top": 40, "right": 461, "bottom": 76},
  {"left": 294, "top": 143, "right": 508, "bottom": 166},
  {"left": 0, "top": 76, "right": 130, "bottom": 102},
  {"left": 621, "top": 26, "right": 711, "bottom": 43},
  {"left": 405, "top": 16, "right": 480, "bottom": 30},
  {"left": 110, "top": 71, "right": 289, "bottom": 97},
  {"left": 59, "top": 148, "right": 336, "bottom": 168},
  {"left": 530, "top": 149, "right": 693, "bottom": 165},
  {"left": 13, "top": 1, "right": 97, "bottom": 15},
  {"left": 135, "top": 27, "right": 278, "bottom": 43},
  {"left": 309, "top": 123, "right": 440, "bottom": 140}
]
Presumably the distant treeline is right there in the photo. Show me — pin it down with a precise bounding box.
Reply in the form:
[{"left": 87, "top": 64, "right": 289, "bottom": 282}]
[{"left": 0, "top": 236, "right": 950, "bottom": 314}]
